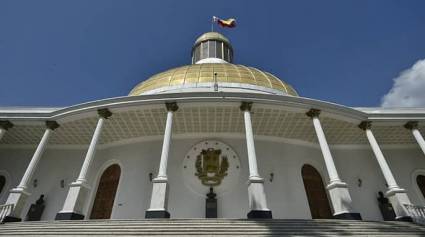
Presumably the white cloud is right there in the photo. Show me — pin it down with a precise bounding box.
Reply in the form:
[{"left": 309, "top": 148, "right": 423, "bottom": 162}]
[{"left": 381, "top": 59, "right": 425, "bottom": 107}]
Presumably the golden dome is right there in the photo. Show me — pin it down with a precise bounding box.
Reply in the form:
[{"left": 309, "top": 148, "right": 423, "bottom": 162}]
[{"left": 129, "top": 63, "right": 298, "bottom": 96}]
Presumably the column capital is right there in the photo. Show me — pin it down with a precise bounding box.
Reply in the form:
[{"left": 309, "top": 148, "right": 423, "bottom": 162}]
[
  {"left": 240, "top": 101, "right": 253, "bottom": 111},
  {"left": 98, "top": 108, "right": 112, "bottom": 119},
  {"left": 404, "top": 121, "right": 418, "bottom": 130},
  {"left": 165, "top": 102, "right": 178, "bottom": 112},
  {"left": 306, "top": 108, "right": 321, "bottom": 118},
  {"left": 358, "top": 121, "right": 372, "bottom": 130},
  {"left": 46, "top": 121, "right": 60, "bottom": 130},
  {"left": 0, "top": 120, "right": 14, "bottom": 130}
]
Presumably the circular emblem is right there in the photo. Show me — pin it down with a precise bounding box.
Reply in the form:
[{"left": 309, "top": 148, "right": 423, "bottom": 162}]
[{"left": 182, "top": 140, "right": 241, "bottom": 197}]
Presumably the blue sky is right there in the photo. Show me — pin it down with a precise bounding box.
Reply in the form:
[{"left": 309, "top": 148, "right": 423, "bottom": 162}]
[{"left": 0, "top": 0, "right": 424, "bottom": 107}]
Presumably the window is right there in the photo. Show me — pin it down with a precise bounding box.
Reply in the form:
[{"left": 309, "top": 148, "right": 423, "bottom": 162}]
[
  {"left": 216, "top": 42, "right": 223, "bottom": 59},
  {"left": 208, "top": 41, "right": 216, "bottom": 58},
  {"left": 201, "top": 42, "right": 208, "bottom": 59},
  {"left": 194, "top": 46, "right": 200, "bottom": 62},
  {"left": 223, "top": 45, "right": 229, "bottom": 61}
]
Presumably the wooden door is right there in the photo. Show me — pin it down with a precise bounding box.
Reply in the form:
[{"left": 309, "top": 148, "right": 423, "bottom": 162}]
[
  {"left": 90, "top": 164, "right": 121, "bottom": 219},
  {"left": 417, "top": 175, "right": 425, "bottom": 199},
  {"left": 301, "top": 164, "right": 332, "bottom": 219}
]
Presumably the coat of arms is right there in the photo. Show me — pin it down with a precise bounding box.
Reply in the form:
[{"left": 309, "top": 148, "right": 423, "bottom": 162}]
[{"left": 195, "top": 148, "right": 229, "bottom": 186}]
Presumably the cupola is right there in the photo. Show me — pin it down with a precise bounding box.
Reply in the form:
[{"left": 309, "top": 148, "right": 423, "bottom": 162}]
[
  {"left": 191, "top": 32, "right": 233, "bottom": 64},
  {"left": 129, "top": 32, "right": 298, "bottom": 96}
]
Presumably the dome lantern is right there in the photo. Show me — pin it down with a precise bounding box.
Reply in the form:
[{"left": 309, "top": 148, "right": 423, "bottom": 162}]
[{"left": 191, "top": 32, "right": 233, "bottom": 64}]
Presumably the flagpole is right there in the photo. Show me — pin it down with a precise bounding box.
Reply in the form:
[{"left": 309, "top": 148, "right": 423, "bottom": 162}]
[{"left": 211, "top": 16, "right": 214, "bottom": 32}]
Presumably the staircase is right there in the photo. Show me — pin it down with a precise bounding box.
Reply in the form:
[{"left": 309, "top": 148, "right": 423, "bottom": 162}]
[{"left": 0, "top": 219, "right": 424, "bottom": 236}]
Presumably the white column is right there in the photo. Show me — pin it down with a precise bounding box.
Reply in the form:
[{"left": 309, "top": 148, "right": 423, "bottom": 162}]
[
  {"left": 146, "top": 102, "right": 178, "bottom": 218},
  {"left": 244, "top": 108, "right": 260, "bottom": 178},
  {"left": 362, "top": 122, "right": 399, "bottom": 189},
  {"left": 76, "top": 117, "right": 105, "bottom": 183},
  {"left": 307, "top": 110, "right": 341, "bottom": 183},
  {"left": 360, "top": 121, "right": 412, "bottom": 221},
  {"left": 240, "top": 102, "right": 272, "bottom": 219},
  {"left": 306, "top": 109, "right": 360, "bottom": 219},
  {"left": 0, "top": 121, "right": 13, "bottom": 141},
  {"left": 405, "top": 121, "right": 425, "bottom": 155},
  {"left": 157, "top": 109, "right": 174, "bottom": 178},
  {"left": 18, "top": 129, "right": 52, "bottom": 190},
  {"left": 4, "top": 121, "right": 59, "bottom": 221},
  {"left": 56, "top": 109, "right": 111, "bottom": 220}
]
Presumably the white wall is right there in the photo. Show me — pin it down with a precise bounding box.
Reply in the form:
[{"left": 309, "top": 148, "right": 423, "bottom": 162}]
[
  {"left": 1, "top": 137, "right": 425, "bottom": 221},
  {"left": 0, "top": 148, "right": 85, "bottom": 220}
]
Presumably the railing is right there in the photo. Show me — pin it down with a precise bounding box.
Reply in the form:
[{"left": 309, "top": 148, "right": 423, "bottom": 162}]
[
  {"left": 0, "top": 204, "right": 13, "bottom": 223},
  {"left": 404, "top": 204, "right": 425, "bottom": 225}
]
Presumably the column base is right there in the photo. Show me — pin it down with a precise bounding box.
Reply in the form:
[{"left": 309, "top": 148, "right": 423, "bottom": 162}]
[
  {"left": 146, "top": 178, "right": 169, "bottom": 218},
  {"left": 385, "top": 187, "right": 412, "bottom": 220},
  {"left": 247, "top": 210, "right": 272, "bottom": 219},
  {"left": 326, "top": 181, "right": 361, "bottom": 220},
  {"left": 57, "top": 181, "right": 90, "bottom": 219},
  {"left": 247, "top": 177, "right": 271, "bottom": 218},
  {"left": 145, "top": 210, "right": 170, "bottom": 218},
  {"left": 4, "top": 187, "right": 30, "bottom": 221},
  {"left": 2, "top": 216, "right": 21, "bottom": 223},
  {"left": 395, "top": 216, "right": 413, "bottom": 222},
  {"left": 55, "top": 212, "right": 85, "bottom": 220},
  {"left": 333, "top": 212, "right": 362, "bottom": 220}
]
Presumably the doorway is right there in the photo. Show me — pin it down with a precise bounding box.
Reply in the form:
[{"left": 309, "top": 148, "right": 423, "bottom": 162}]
[
  {"left": 90, "top": 164, "right": 121, "bottom": 219},
  {"left": 0, "top": 175, "right": 5, "bottom": 194},
  {"left": 301, "top": 164, "right": 332, "bottom": 219},
  {"left": 417, "top": 175, "right": 425, "bottom": 200}
]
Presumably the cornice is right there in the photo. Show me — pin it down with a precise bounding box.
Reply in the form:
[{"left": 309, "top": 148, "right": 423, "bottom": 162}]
[{"left": 0, "top": 92, "right": 424, "bottom": 124}]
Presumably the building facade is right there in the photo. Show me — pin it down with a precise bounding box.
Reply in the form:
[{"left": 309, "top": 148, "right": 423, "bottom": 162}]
[{"left": 0, "top": 32, "right": 425, "bottom": 222}]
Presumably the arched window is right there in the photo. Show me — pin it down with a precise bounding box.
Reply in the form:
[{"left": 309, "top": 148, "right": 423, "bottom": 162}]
[
  {"left": 90, "top": 164, "right": 121, "bottom": 219},
  {"left": 301, "top": 164, "right": 332, "bottom": 219},
  {"left": 0, "top": 175, "right": 5, "bottom": 195},
  {"left": 416, "top": 175, "right": 425, "bottom": 199}
]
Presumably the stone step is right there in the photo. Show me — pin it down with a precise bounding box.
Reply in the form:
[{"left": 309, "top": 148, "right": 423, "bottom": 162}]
[
  {"left": 2, "top": 222, "right": 421, "bottom": 228},
  {"left": 0, "top": 230, "right": 421, "bottom": 234},
  {"left": 0, "top": 233, "right": 422, "bottom": 236},
  {"left": 0, "top": 232, "right": 423, "bottom": 237},
  {"left": 1, "top": 219, "right": 423, "bottom": 236},
  {"left": 3, "top": 219, "right": 419, "bottom": 224},
  {"left": 1, "top": 231, "right": 415, "bottom": 234},
  {"left": 14, "top": 219, "right": 370, "bottom": 223},
  {"left": 0, "top": 222, "right": 421, "bottom": 227},
  {"left": 0, "top": 228, "right": 423, "bottom": 233},
  {"left": 6, "top": 226, "right": 409, "bottom": 230},
  {"left": 1, "top": 225, "right": 421, "bottom": 230}
]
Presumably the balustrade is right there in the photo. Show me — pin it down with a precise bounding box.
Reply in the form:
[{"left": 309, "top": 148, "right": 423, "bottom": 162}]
[
  {"left": 404, "top": 204, "right": 425, "bottom": 225},
  {"left": 0, "top": 204, "right": 14, "bottom": 222}
]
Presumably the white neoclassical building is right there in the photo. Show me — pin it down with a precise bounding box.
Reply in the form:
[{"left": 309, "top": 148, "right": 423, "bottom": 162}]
[{"left": 0, "top": 32, "right": 425, "bottom": 223}]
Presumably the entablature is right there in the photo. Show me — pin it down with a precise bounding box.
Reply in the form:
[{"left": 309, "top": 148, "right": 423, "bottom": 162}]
[{"left": 0, "top": 92, "right": 424, "bottom": 147}]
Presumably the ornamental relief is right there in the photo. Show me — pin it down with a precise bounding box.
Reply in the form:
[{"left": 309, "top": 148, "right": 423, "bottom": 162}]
[
  {"left": 195, "top": 148, "right": 229, "bottom": 186},
  {"left": 182, "top": 140, "right": 241, "bottom": 196}
]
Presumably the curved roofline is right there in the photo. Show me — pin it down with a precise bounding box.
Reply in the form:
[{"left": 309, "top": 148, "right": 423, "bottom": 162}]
[
  {"left": 193, "top": 32, "right": 232, "bottom": 48},
  {"left": 1, "top": 92, "right": 425, "bottom": 124},
  {"left": 135, "top": 82, "right": 290, "bottom": 96},
  {"left": 128, "top": 63, "right": 298, "bottom": 96}
]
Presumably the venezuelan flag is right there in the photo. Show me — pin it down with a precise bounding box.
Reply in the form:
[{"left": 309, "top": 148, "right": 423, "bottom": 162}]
[{"left": 214, "top": 17, "right": 236, "bottom": 28}]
